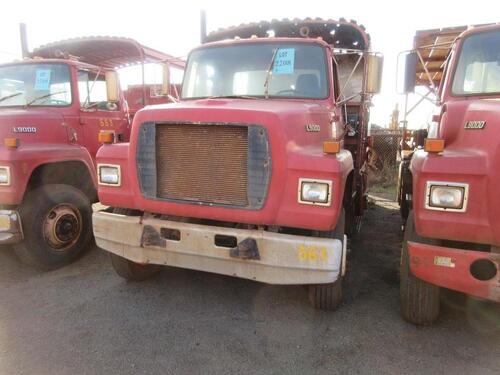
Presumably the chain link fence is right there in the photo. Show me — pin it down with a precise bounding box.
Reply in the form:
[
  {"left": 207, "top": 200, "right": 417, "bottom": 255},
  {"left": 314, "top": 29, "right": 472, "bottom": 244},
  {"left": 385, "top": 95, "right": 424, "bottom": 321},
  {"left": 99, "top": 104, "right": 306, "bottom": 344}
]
[{"left": 368, "top": 129, "right": 403, "bottom": 194}]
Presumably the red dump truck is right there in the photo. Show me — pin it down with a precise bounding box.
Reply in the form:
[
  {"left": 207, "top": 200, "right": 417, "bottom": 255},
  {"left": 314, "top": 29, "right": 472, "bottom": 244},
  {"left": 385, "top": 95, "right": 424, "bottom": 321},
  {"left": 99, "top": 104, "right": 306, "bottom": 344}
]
[
  {"left": 399, "top": 24, "right": 500, "bottom": 324},
  {"left": 93, "top": 18, "right": 383, "bottom": 310},
  {"left": 0, "top": 35, "right": 184, "bottom": 269}
]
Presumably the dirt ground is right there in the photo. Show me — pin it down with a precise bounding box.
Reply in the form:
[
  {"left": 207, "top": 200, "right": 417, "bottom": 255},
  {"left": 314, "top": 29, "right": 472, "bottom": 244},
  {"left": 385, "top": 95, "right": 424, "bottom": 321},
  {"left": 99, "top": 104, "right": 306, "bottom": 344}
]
[{"left": 0, "top": 194, "right": 498, "bottom": 374}]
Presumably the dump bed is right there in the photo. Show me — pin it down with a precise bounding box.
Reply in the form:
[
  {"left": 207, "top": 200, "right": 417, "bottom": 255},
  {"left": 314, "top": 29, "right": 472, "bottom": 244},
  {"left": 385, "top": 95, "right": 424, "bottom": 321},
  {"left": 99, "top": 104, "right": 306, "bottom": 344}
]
[
  {"left": 412, "top": 24, "right": 497, "bottom": 88},
  {"left": 205, "top": 18, "right": 371, "bottom": 51}
]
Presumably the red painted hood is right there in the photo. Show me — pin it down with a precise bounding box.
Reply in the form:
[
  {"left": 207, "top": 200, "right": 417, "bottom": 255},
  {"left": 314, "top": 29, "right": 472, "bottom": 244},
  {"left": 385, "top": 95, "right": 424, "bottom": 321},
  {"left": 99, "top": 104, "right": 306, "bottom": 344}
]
[
  {"left": 97, "top": 97, "right": 351, "bottom": 231},
  {"left": 0, "top": 107, "right": 67, "bottom": 146},
  {"left": 442, "top": 100, "right": 500, "bottom": 243},
  {"left": 440, "top": 98, "right": 500, "bottom": 150},
  {"left": 133, "top": 98, "right": 334, "bottom": 147},
  {"left": 414, "top": 97, "right": 500, "bottom": 245}
]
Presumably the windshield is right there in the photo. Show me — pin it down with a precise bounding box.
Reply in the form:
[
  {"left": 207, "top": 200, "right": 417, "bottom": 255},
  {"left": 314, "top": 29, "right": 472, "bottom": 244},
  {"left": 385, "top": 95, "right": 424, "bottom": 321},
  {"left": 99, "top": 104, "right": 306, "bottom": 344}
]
[
  {"left": 182, "top": 43, "right": 329, "bottom": 99},
  {"left": 0, "top": 63, "right": 72, "bottom": 107},
  {"left": 452, "top": 30, "right": 500, "bottom": 95}
]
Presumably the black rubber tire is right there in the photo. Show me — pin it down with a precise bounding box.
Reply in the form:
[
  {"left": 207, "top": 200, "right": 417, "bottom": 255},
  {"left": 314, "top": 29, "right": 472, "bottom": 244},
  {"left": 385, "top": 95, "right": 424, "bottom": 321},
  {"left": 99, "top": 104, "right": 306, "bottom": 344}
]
[
  {"left": 109, "top": 253, "right": 161, "bottom": 281},
  {"left": 400, "top": 212, "right": 440, "bottom": 325},
  {"left": 308, "top": 210, "right": 345, "bottom": 311},
  {"left": 400, "top": 191, "right": 410, "bottom": 223},
  {"left": 399, "top": 168, "right": 410, "bottom": 222},
  {"left": 108, "top": 207, "right": 161, "bottom": 281},
  {"left": 13, "top": 184, "right": 93, "bottom": 270}
]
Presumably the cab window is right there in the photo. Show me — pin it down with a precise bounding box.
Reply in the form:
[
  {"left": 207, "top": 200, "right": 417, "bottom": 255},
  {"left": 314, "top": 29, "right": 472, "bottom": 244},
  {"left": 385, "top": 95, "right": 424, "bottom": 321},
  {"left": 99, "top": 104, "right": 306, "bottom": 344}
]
[{"left": 78, "top": 70, "right": 117, "bottom": 110}]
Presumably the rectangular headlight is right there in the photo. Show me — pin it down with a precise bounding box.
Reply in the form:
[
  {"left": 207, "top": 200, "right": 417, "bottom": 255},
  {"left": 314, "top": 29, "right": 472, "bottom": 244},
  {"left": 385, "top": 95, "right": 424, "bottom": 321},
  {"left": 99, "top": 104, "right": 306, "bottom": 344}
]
[
  {"left": 0, "top": 166, "right": 10, "bottom": 186},
  {"left": 426, "top": 182, "right": 468, "bottom": 211},
  {"left": 98, "top": 164, "right": 121, "bottom": 186},
  {"left": 298, "top": 178, "right": 332, "bottom": 206}
]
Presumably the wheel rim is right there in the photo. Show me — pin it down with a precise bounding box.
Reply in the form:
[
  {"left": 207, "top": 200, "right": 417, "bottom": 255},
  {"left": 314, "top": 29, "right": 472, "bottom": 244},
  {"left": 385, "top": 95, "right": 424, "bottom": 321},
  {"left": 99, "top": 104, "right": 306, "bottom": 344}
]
[{"left": 42, "top": 203, "right": 82, "bottom": 252}]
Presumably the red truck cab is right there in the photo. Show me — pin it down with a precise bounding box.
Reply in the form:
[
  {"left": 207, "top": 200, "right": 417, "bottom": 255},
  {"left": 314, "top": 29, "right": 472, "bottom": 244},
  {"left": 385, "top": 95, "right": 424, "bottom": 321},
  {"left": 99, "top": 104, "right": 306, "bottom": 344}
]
[
  {"left": 400, "top": 24, "right": 500, "bottom": 324},
  {"left": 0, "top": 37, "right": 184, "bottom": 269},
  {"left": 93, "top": 19, "right": 383, "bottom": 310}
]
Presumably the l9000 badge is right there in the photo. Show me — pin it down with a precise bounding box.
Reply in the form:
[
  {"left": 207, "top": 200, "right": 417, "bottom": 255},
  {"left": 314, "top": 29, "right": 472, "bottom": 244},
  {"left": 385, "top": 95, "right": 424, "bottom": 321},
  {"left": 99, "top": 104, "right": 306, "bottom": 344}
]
[
  {"left": 305, "top": 124, "right": 321, "bottom": 132},
  {"left": 464, "top": 121, "right": 486, "bottom": 130},
  {"left": 12, "top": 126, "right": 37, "bottom": 133}
]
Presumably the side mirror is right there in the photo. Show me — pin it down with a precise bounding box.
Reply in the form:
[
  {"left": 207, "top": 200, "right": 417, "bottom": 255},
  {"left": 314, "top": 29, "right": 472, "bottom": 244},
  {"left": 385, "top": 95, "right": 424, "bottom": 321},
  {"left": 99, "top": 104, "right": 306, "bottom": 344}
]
[
  {"left": 403, "top": 52, "right": 418, "bottom": 94},
  {"left": 161, "top": 63, "right": 171, "bottom": 96},
  {"left": 105, "top": 71, "right": 119, "bottom": 102},
  {"left": 365, "top": 53, "right": 384, "bottom": 94}
]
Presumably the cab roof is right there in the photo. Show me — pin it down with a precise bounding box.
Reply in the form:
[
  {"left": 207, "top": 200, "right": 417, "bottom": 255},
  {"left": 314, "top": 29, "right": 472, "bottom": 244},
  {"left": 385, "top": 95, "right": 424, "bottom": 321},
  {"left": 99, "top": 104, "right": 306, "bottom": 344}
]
[{"left": 31, "top": 36, "right": 185, "bottom": 70}]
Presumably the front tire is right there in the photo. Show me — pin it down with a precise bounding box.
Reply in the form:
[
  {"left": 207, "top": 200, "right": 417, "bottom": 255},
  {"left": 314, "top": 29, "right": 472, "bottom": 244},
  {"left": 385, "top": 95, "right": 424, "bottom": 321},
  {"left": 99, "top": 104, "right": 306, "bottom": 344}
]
[
  {"left": 108, "top": 208, "right": 161, "bottom": 281},
  {"left": 13, "top": 184, "right": 93, "bottom": 270},
  {"left": 308, "top": 210, "right": 345, "bottom": 311},
  {"left": 400, "top": 212, "right": 440, "bottom": 325},
  {"left": 109, "top": 253, "right": 161, "bottom": 281}
]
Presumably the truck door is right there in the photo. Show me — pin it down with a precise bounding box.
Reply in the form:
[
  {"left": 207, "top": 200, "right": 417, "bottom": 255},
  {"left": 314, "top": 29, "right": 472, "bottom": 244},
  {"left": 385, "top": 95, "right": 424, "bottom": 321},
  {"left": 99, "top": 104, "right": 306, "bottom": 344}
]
[{"left": 77, "top": 70, "right": 129, "bottom": 157}]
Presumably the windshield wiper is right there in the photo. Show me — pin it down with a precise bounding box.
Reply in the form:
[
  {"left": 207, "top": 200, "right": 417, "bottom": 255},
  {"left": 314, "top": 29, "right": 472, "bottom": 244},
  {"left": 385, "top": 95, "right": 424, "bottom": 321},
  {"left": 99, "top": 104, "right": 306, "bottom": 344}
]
[
  {"left": 25, "top": 90, "right": 67, "bottom": 107},
  {"left": 0, "top": 92, "right": 23, "bottom": 104},
  {"left": 263, "top": 48, "right": 279, "bottom": 99}
]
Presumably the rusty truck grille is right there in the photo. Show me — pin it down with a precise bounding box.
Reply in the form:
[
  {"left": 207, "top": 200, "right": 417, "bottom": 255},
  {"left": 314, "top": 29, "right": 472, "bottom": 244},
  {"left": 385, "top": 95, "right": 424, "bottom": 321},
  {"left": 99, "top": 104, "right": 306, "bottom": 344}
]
[
  {"left": 136, "top": 122, "right": 271, "bottom": 209},
  {"left": 156, "top": 124, "right": 248, "bottom": 205}
]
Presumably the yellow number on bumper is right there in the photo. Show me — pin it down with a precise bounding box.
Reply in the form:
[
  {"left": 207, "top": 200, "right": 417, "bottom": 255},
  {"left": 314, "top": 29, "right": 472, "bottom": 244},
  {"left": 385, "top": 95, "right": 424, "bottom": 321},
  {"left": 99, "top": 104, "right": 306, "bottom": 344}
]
[{"left": 298, "top": 245, "right": 329, "bottom": 262}]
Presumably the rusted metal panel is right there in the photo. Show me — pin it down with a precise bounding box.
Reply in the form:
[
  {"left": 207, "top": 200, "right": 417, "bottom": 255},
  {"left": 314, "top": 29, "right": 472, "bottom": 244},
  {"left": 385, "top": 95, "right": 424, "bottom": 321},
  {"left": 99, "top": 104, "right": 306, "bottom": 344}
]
[
  {"left": 230, "top": 237, "right": 260, "bottom": 260},
  {"left": 412, "top": 24, "right": 497, "bottom": 87},
  {"left": 31, "top": 36, "right": 185, "bottom": 69},
  {"left": 205, "top": 18, "right": 370, "bottom": 51},
  {"left": 156, "top": 123, "right": 249, "bottom": 206}
]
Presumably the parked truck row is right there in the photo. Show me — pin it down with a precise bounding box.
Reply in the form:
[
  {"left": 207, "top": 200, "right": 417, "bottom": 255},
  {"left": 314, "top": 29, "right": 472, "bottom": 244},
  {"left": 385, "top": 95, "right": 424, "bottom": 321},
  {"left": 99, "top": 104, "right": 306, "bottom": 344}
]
[{"left": 0, "top": 17, "right": 498, "bottom": 325}]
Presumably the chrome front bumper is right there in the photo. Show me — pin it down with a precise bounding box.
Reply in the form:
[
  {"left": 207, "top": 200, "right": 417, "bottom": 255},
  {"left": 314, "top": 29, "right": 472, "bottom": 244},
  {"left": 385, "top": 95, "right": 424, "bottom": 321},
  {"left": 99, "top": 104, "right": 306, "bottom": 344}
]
[
  {"left": 93, "top": 211, "right": 345, "bottom": 285},
  {"left": 0, "top": 210, "right": 23, "bottom": 245}
]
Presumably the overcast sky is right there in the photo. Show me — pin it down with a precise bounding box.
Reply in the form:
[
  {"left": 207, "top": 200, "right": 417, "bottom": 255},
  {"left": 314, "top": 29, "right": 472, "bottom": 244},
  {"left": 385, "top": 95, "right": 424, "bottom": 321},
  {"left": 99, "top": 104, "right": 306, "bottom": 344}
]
[{"left": 1, "top": 0, "right": 498, "bottom": 128}]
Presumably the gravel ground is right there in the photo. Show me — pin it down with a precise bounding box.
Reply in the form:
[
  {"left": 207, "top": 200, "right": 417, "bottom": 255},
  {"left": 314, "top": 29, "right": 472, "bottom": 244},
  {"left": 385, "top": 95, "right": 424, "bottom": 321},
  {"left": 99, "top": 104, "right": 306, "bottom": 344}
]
[{"left": 0, "top": 195, "right": 498, "bottom": 375}]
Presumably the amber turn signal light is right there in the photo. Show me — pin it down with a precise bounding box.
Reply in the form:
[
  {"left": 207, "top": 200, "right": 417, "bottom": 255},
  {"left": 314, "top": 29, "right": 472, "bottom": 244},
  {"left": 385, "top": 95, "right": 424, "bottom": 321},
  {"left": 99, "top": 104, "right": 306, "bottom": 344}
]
[
  {"left": 4, "top": 138, "right": 20, "bottom": 148},
  {"left": 98, "top": 131, "right": 115, "bottom": 144},
  {"left": 323, "top": 140, "right": 341, "bottom": 154},
  {"left": 424, "top": 138, "right": 445, "bottom": 153}
]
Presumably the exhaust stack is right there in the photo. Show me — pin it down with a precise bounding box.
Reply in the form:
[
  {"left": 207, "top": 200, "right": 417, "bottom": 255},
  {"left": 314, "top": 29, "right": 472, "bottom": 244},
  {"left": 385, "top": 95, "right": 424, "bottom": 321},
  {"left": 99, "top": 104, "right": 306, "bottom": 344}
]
[
  {"left": 200, "top": 10, "right": 207, "bottom": 44},
  {"left": 19, "top": 23, "right": 29, "bottom": 58}
]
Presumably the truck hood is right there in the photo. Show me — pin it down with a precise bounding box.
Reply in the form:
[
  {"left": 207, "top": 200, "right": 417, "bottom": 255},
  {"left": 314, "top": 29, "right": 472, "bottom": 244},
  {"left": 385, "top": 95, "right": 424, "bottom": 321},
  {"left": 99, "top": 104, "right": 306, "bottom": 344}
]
[
  {"left": 115, "top": 97, "right": 349, "bottom": 231},
  {"left": 0, "top": 108, "right": 66, "bottom": 146},
  {"left": 437, "top": 98, "right": 500, "bottom": 245},
  {"left": 134, "top": 98, "right": 334, "bottom": 149},
  {"left": 441, "top": 98, "right": 500, "bottom": 145}
]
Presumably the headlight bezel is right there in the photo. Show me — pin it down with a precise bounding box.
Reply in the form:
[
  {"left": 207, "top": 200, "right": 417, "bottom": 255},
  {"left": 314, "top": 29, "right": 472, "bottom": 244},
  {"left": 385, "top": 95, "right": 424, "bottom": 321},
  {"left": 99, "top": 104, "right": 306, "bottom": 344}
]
[
  {"left": 298, "top": 178, "right": 332, "bottom": 206},
  {"left": 0, "top": 166, "right": 11, "bottom": 186},
  {"left": 425, "top": 181, "right": 469, "bottom": 212},
  {"left": 97, "top": 164, "right": 121, "bottom": 186}
]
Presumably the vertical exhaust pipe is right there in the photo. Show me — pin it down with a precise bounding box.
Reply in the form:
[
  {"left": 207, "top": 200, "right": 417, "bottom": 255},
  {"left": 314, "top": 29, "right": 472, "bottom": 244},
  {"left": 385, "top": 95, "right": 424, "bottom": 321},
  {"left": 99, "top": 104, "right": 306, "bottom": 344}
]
[
  {"left": 19, "top": 23, "right": 29, "bottom": 58},
  {"left": 200, "top": 10, "right": 207, "bottom": 44}
]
